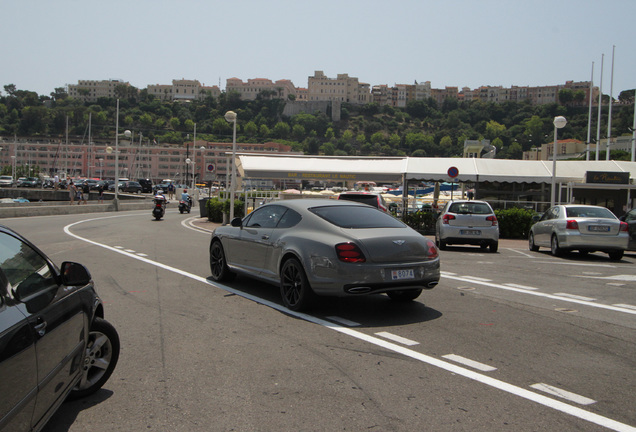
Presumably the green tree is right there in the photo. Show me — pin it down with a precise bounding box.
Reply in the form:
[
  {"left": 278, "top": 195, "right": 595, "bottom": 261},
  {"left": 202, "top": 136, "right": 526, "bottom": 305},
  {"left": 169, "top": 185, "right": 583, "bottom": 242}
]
[
  {"left": 485, "top": 120, "right": 505, "bottom": 140},
  {"left": 273, "top": 121, "right": 290, "bottom": 139}
]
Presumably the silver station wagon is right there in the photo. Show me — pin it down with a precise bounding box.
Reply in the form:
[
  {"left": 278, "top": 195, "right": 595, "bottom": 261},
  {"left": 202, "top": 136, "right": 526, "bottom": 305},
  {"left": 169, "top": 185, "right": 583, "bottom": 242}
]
[
  {"left": 209, "top": 199, "right": 440, "bottom": 311},
  {"left": 528, "top": 204, "right": 628, "bottom": 260}
]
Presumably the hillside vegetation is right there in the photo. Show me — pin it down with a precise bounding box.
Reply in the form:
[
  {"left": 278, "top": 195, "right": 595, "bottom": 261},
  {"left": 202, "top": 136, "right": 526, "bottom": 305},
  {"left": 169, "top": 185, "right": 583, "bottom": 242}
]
[{"left": 1, "top": 84, "right": 635, "bottom": 160}]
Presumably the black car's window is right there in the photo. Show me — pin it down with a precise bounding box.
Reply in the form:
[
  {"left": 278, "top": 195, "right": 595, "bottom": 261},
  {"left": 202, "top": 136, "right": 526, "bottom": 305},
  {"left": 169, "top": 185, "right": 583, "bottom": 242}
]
[
  {"left": 0, "top": 233, "right": 56, "bottom": 302},
  {"left": 448, "top": 202, "right": 492, "bottom": 215},
  {"left": 277, "top": 209, "right": 302, "bottom": 228},
  {"left": 625, "top": 210, "right": 636, "bottom": 222},
  {"left": 245, "top": 205, "right": 286, "bottom": 229},
  {"left": 311, "top": 205, "right": 405, "bottom": 229},
  {"left": 566, "top": 206, "right": 615, "bottom": 219},
  {"left": 338, "top": 194, "right": 379, "bottom": 208}
]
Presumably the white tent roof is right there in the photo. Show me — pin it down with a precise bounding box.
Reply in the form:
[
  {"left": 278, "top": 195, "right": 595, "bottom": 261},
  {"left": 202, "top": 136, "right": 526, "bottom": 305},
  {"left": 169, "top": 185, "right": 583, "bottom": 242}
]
[
  {"left": 237, "top": 154, "right": 407, "bottom": 182},
  {"left": 236, "top": 154, "right": 636, "bottom": 184}
]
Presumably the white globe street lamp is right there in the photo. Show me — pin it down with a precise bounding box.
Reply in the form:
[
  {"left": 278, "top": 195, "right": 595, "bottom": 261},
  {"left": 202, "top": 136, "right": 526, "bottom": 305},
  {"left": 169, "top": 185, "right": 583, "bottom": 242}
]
[
  {"left": 224, "top": 111, "right": 238, "bottom": 221},
  {"left": 551, "top": 116, "right": 567, "bottom": 207}
]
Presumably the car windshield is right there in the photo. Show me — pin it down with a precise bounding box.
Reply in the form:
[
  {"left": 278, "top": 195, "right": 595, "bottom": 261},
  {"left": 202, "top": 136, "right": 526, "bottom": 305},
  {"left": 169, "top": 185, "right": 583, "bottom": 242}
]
[
  {"left": 566, "top": 206, "right": 616, "bottom": 219},
  {"left": 310, "top": 205, "right": 405, "bottom": 229},
  {"left": 448, "top": 202, "right": 492, "bottom": 215}
]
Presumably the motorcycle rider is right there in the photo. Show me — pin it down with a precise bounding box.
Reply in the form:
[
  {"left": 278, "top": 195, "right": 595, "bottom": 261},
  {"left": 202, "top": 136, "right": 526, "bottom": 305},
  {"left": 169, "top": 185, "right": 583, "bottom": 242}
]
[{"left": 180, "top": 189, "right": 192, "bottom": 210}]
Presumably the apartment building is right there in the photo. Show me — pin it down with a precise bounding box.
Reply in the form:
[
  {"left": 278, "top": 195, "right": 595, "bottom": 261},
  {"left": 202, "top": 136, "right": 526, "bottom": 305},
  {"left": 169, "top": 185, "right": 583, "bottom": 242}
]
[
  {"left": 147, "top": 79, "right": 221, "bottom": 102},
  {"left": 522, "top": 139, "right": 586, "bottom": 161},
  {"left": 225, "top": 77, "right": 297, "bottom": 101},
  {"left": 307, "top": 71, "right": 371, "bottom": 105},
  {"left": 67, "top": 79, "right": 132, "bottom": 103},
  {"left": 0, "top": 137, "right": 295, "bottom": 184}
]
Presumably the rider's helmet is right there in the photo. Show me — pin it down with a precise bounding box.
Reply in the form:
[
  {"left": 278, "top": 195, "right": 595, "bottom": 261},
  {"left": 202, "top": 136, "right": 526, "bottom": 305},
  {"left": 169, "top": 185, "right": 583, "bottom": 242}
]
[{"left": 184, "top": 189, "right": 188, "bottom": 193}]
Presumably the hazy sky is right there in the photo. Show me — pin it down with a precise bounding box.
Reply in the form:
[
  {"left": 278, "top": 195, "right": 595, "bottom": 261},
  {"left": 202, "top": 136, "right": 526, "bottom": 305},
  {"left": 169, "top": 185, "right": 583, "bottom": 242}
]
[{"left": 2, "top": 0, "right": 635, "bottom": 98}]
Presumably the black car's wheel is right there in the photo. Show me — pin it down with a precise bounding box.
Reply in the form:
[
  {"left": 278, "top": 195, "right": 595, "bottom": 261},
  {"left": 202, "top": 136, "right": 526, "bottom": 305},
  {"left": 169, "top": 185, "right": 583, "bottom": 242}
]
[
  {"left": 70, "top": 317, "right": 120, "bottom": 399},
  {"left": 209, "top": 240, "right": 234, "bottom": 281},
  {"left": 608, "top": 250, "right": 624, "bottom": 261},
  {"left": 280, "top": 258, "right": 315, "bottom": 311},
  {"left": 387, "top": 289, "right": 422, "bottom": 302},
  {"left": 528, "top": 232, "right": 539, "bottom": 251},
  {"left": 551, "top": 234, "right": 563, "bottom": 256}
]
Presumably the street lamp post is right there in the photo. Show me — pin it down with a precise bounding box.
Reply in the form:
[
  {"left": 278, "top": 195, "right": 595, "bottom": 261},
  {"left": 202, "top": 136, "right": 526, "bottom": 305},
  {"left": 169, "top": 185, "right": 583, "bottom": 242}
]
[
  {"left": 551, "top": 116, "right": 567, "bottom": 207},
  {"left": 106, "top": 99, "right": 131, "bottom": 211},
  {"left": 224, "top": 111, "right": 238, "bottom": 221},
  {"left": 10, "top": 156, "right": 15, "bottom": 184}
]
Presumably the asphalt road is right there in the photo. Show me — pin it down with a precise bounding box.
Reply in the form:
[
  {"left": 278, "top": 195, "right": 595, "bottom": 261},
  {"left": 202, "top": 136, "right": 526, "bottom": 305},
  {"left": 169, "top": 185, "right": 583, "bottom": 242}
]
[{"left": 2, "top": 210, "right": 634, "bottom": 432}]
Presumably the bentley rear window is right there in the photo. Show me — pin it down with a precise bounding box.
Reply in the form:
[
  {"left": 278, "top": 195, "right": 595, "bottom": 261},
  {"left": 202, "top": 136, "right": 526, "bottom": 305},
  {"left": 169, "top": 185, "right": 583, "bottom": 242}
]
[{"left": 310, "top": 206, "right": 405, "bottom": 229}]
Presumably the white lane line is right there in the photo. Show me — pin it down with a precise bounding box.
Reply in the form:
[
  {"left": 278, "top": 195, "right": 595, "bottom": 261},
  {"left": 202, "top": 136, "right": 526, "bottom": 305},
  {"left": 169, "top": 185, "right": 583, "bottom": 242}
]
[
  {"left": 124, "top": 249, "right": 136, "bottom": 253},
  {"left": 578, "top": 274, "right": 636, "bottom": 281},
  {"left": 375, "top": 332, "right": 419, "bottom": 346},
  {"left": 553, "top": 293, "right": 597, "bottom": 302},
  {"left": 613, "top": 304, "right": 636, "bottom": 310},
  {"left": 534, "top": 261, "right": 616, "bottom": 268},
  {"left": 461, "top": 276, "right": 493, "bottom": 282},
  {"left": 442, "top": 274, "right": 636, "bottom": 316},
  {"left": 503, "top": 283, "right": 539, "bottom": 291},
  {"left": 64, "top": 216, "right": 636, "bottom": 432},
  {"left": 441, "top": 271, "right": 457, "bottom": 276},
  {"left": 136, "top": 253, "right": 148, "bottom": 257},
  {"left": 531, "top": 383, "right": 597, "bottom": 405},
  {"left": 326, "top": 316, "right": 361, "bottom": 327},
  {"left": 442, "top": 354, "right": 497, "bottom": 372},
  {"left": 507, "top": 248, "right": 534, "bottom": 258}
]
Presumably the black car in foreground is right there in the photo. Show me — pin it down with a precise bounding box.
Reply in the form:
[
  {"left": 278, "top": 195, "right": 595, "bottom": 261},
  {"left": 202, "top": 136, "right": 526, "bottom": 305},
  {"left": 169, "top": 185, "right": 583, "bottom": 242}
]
[{"left": 0, "top": 225, "right": 119, "bottom": 432}]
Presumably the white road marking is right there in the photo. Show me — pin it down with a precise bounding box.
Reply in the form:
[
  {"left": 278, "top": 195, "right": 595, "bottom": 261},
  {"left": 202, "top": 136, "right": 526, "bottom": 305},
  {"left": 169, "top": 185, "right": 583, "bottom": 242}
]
[
  {"left": 530, "top": 383, "right": 597, "bottom": 405},
  {"left": 443, "top": 274, "right": 636, "bottom": 316},
  {"left": 442, "top": 354, "right": 497, "bottom": 372},
  {"left": 577, "top": 274, "right": 636, "bottom": 281},
  {"left": 326, "top": 316, "right": 361, "bottom": 327},
  {"left": 136, "top": 253, "right": 148, "bottom": 257},
  {"left": 534, "top": 261, "right": 616, "bottom": 268},
  {"left": 124, "top": 249, "right": 136, "bottom": 253},
  {"left": 507, "top": 248, "right": 534, "bottom": 258},
  {"left": 461, "top": 276, "right": 493, "bottom": 282},
  {"left": 375, "top": 332, "right": 419, "bottom": 346},
  {"left": 503, "top": 283, "right": 539, "bottom": 291},
  {"left": 613, "top": 304, "right": 636, "bottom": 310},
  {"left": 553, "top": 293, "right": 597, "bottom": 302},
  {"left": 63, "top": 216, "right": 636, "bottom": 432}
]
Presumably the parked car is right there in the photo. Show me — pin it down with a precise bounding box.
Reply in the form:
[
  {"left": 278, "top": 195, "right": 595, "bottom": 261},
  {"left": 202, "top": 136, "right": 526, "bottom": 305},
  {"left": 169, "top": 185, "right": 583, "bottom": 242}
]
[
  {"left": 0, "top": 225, "right": 119, "bottom": 431},
  {"left": 153, "top": 182, "right": 172, "bottom": 194},
  {"left": 435, "top": 199, "right": 499, "bottom": 252},
  {"left": 21, "top": 177, "right": 42, "bottom": 188},
  {"left": 529, "top": 204, "right": 628, "bottom": 260},
  {"left": 209, "top": 199, "right": 440, "bottom": 311},
  {"left": 15, "top": 177, "right": 26, "bottom": 187},
  {"left": 619, "top": 208, "right": 636, "bottom": 250},
  {"left": 84, "top": 179, "right": 101, "bottom": 190},
  {"left": 109, "top": 181, "right": 142, "bottom": 193},
  {"left": 337, "top": 191, "right": 389, "bottom": 212},
  {"left": 0, "top": 175, "right": 13, "bottom": 187},
  {"left": 137, "top": 178, "right": 153, "bottom": 193}
]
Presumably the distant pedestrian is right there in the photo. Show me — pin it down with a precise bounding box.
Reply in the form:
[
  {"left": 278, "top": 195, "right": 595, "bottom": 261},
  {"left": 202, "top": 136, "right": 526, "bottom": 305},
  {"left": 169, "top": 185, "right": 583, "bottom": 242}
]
[
  {"left": 69, "top": 181, "right": 76, "bottom": 205},
  {"left": 168, "top": 183, "right": 175, "bottom": 200},
  {"left": 81, "top": 182, "right": 89, "bottom": 204},
  {"left": 97, "top": 183, "right": 104, "bottom": 203},
  {"left": 54, "top": 174, "right": 60, "bottom": 190}
]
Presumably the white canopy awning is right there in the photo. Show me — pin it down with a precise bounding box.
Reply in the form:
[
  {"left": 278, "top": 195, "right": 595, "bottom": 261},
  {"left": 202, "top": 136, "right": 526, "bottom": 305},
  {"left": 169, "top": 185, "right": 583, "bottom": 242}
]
[{"left": 235, "top": 154, "right": 636, "bottom": 185}]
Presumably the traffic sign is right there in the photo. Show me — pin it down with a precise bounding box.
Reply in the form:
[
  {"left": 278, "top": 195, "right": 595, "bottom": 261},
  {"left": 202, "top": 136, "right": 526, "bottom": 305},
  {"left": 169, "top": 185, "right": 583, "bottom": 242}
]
[
  {"left": 207, "top": 164, "right": 215, "bottom": 172},
  {"left": 447, "top": 166, "right": 459, "bottom": 178}
]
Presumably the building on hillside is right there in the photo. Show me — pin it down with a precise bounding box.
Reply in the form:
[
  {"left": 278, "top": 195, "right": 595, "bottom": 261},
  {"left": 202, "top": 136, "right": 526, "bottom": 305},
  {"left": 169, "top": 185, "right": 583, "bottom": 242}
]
[
  {"left": 0, "top": 136, "right": 296, "bottom": 185},
  {"left": 67, "top": 79, "right": 132, "bottom": 103},
  {"left": 147, "top": 79, "right": 220, "bottom": 102},
  {"left": 225, "top": 77, "right": 297, "bottom": 101},
  {"left": 307, "top": 71, "right": 371, "bottom": 105},
  {"left": 522, "top": 139, "right": 586, "bottom": 161}
]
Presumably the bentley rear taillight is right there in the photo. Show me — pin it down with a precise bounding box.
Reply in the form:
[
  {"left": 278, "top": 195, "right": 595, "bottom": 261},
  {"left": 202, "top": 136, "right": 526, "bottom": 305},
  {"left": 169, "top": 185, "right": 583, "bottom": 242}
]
[{"left": 336, "top": 243, "right": 366, "bottom": 263}]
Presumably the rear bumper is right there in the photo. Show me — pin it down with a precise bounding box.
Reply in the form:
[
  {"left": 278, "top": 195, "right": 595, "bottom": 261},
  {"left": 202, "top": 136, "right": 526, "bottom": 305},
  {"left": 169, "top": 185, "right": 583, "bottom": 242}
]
[{"left": 558, "top": 232, "right": 628, "bottom": 251}]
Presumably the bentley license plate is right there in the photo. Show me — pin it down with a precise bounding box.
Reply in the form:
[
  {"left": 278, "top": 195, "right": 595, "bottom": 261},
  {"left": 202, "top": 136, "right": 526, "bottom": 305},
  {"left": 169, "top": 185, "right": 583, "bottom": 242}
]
[{"left": 391, "top": 269, "right": 415, "bottom": 280}]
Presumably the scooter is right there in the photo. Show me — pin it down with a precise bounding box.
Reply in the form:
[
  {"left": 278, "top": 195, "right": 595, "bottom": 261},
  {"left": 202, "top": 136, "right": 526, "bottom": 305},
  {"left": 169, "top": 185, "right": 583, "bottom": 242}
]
[
  {"left": 152, "top": 195, "right": 168, "bottom": 220},
  {"left": 178, "top": 196, "right": 192, "bottom": 214}
]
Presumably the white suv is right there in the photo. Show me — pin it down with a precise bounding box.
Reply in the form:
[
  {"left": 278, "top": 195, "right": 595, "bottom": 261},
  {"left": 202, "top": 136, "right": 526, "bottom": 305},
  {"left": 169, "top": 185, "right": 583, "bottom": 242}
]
[
  {"left": 0, "top": 176, "right": 13, "bottom": 187},
  {"left": 435, "top": 200, "right": 499, "bottom": 252}
]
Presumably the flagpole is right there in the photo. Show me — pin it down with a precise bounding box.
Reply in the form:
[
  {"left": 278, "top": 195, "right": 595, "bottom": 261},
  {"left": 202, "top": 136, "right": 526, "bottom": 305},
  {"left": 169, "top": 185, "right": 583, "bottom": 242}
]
[
  {"left": 595, "top": 54, "right": 604, "bottom": 161},
  {"left": 606, "top": 45, "right": 615, "bottom": 161},
  {"left": 586, "top": 62, "right": 594, "bottom": 161}
]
